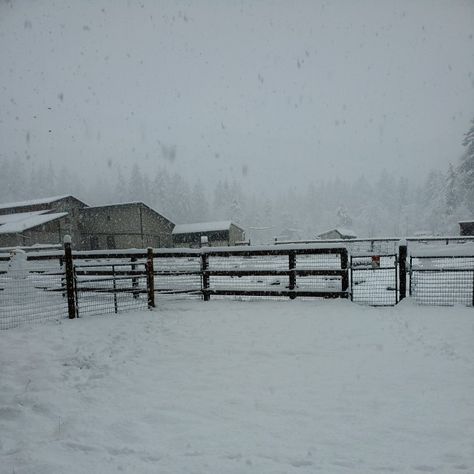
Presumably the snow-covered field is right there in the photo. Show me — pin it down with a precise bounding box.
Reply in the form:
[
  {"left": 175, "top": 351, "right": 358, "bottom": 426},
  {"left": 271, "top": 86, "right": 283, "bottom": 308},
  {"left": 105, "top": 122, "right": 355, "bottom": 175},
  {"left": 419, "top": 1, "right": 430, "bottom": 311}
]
[{"left": 1, "top": 300, "right": 473, "bottom": 474}]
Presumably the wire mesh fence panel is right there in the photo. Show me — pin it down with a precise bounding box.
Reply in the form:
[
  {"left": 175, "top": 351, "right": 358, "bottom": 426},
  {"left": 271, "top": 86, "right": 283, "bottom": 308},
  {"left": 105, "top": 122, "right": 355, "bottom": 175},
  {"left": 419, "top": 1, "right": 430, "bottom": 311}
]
[
  {"left": 410, "top": 270, "right": 473, "bottom": 306},
  {"left": 154, "top": 256, "right": 201, "bottom": 272},
  {"left": 295, "top": 253, "right": 342, "bottom": 269},
  {"left": 351, "top": 255, "right": 398, "bottom": 306},
  {"left": 208, "top": 254, "right": 289, "bottom": 271},
  {"left": 74, "top": 262, "right": 148, "bottom": 317},
  {"left": 345, "top": 240, "right": 400, "bottom": 255},
  {"left": 209, "top": 275, "right": 289, "bottom": 292},
  {"left": 0, "top": 264, "right": 67, "bottom": 329}
]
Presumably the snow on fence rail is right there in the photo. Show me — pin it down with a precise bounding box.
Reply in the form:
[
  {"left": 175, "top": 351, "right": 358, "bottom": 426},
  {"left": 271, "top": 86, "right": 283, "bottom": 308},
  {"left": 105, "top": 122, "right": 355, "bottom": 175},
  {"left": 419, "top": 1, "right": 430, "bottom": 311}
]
[
  {"left": 409, "top": 254, "right": 474, "bottom": 306},
  {"left": 1, "top": 241, "right": 473, "bottom": 329}
]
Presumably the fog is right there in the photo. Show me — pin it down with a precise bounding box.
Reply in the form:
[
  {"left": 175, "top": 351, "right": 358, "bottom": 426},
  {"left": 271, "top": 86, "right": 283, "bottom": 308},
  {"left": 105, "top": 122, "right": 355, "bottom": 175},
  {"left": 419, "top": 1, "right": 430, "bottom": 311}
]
[{"left": 1, "top": 0, "right": 473, "bottom": 238}]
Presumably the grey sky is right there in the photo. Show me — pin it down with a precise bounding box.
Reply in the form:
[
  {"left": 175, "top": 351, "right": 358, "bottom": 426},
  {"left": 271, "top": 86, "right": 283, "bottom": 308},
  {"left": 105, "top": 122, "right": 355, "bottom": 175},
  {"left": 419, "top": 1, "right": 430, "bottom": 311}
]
[{"left": 1, "top": 0, "right": 473, "bottom": 193}]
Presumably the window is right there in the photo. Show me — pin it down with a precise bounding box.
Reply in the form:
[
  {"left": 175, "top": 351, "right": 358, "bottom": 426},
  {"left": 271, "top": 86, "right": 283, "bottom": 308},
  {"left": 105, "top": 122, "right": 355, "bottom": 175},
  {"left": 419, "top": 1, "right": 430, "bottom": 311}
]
[
  {"left": 106, "top": 235, "right": 116, "bottom": 249},
  {"left": 90, "top": 235, "right": 99, "bottom": 250}
]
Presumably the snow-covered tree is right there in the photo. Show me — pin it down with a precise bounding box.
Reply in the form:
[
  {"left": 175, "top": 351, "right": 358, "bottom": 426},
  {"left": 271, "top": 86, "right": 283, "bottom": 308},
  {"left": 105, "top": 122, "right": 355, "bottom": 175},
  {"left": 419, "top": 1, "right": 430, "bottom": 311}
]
[{"left": 459, "top": 118, "right": 474, "bottom": 213}]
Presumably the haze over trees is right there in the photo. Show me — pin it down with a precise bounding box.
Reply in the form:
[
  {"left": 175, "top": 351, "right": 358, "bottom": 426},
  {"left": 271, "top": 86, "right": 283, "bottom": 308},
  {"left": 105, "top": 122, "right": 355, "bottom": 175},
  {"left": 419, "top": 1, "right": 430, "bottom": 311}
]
[{"left": 0, "top": 118, "right": 472, "bottom": 243}]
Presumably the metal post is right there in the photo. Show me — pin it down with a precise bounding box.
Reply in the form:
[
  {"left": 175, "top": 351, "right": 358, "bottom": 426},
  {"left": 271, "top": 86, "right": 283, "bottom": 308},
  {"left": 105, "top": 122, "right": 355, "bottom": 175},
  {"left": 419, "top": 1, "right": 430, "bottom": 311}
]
[
  {"left": 399, "top": 245, "right": 407, "bottom": 301},
  {"left": 112, "top": 265, "right": 118, "bottom": 313},
  {"left": 131, "top": 256, "right": 139, "bottom": 299},
  {"left": 341, "top": 248, "right": 349, "bottom": 298},
  {"left": 288, "top": 251, "right": 296, "bottom": 299},
  {"left": 146, "top": 247, "right": 155, "bottom": 308},
  {"left": 63, "top": 236, "right": 76, "bottom": 319},
  {"left": 202, "top": 252, "right": 210, "bottom": 301},
  {"left": 350, "top": 255, "right": 353, "bottom": 302}
]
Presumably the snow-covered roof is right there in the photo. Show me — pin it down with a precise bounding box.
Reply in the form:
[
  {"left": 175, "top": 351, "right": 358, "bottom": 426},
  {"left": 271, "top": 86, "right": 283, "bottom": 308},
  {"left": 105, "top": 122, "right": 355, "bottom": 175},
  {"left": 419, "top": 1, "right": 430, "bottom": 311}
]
[
  {"left": 0, "top": 210, "right": 49, "bottom": 226},
  {"left": 0, "top": 195, "right": 71, "bottom": 211},
  {"left": 84, "top": 201, "right": 174, "bottom": 224},
  {"left": 0, "top": 212, "right": 68, "bottom": 234},
  {"left": 172, "top": 221, "right": 235, "bottom": 235},
  {"left": 318, "top": 228, "right": 357, "bottom": 238}
]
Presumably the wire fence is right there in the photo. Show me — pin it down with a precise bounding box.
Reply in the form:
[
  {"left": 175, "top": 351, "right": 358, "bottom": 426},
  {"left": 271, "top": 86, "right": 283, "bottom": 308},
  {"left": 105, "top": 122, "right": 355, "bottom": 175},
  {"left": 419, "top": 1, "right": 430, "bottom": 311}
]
[
  {"left": 74, "top": 261, "right": 149, "bottom": 317},
  {"left": 0, "top": 263, "right": 67, "bottom": 329},
  {"left": 409, "top": 255, "right": 474, "bottom": 306},
  {"left": 350, "top": 255, "right": 398, "bottom": 306},
  {"left": 1, "top": 245, "right": 473, "bottom": 330}
]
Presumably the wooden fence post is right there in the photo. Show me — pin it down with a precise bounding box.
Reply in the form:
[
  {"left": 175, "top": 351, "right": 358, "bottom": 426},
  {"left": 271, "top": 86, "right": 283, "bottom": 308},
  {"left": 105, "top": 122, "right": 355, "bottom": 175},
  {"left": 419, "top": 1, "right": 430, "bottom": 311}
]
[
  {"left": 399, "top": 245, "right": 407, "bottom": 301},
  {"left": 288, "top": 250, "right": 296, "bottom": 299},
  {"left": 202, "top": 252, "right": 210, "bottom": 301},
  {"left": 63, "top": 236, "right": 76, "bottom": 319},
  {"left": 146, "top": 247, "right": 155, "bottom": 308},
  {"left": 341, "top": 248, "right": 349, "bottom": 298}
]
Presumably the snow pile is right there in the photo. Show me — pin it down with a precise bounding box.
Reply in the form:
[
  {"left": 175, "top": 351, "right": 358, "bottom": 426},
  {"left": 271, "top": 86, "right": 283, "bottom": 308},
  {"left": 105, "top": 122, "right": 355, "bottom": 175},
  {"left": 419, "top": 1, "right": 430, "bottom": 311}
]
[{"left": 1, "top": 300, "right": 473, "bottom": 473}]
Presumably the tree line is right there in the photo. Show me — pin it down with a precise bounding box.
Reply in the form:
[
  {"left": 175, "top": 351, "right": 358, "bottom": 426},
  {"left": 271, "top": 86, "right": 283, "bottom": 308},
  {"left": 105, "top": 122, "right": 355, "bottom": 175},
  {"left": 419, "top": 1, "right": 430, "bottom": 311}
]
[{"left": 1, "top": 118, "right": 473, "bottom": 243}]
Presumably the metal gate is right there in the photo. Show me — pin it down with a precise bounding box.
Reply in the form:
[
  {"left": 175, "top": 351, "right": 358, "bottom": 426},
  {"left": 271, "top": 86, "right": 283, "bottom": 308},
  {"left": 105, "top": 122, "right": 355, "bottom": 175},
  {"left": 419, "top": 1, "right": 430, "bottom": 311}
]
[
  {"left": 350, "top": 254, "right": 398, "bottom": 306},
  {"left": 73, "top": 260, "right": 149, "bottom": 317}
]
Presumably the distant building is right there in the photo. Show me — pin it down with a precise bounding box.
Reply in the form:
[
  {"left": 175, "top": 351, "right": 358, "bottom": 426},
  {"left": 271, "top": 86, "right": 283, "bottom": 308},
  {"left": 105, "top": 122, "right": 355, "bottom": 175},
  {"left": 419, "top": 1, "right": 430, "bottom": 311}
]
[
  {"left": 0, "top": 195, "right": 86, "bottom": 248},
  {"left": 0, "top": 195, "right": 175, "bottom": 250},
  {"left": 172, "top": 221, "right": 245, "bottom": 248},
  {"left": 79, "top": 202, "right": 174, "bottom": 250},
  {"left": 317, "top": 228, "right": 357, "bottom": 240},
  {"left": 459, "top": 220, "right": 474, "bottom": 236}
]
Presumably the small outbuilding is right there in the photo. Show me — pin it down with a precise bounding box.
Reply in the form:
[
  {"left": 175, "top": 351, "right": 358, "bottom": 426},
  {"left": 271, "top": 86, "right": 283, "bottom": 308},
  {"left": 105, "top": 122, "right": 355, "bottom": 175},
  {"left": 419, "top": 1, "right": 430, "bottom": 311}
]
[
  {"left": 459, "top": 220, "right": 474, "bottom": 236},
  {"left": 317, "top": 228, "right": 357, "bottom": 240},
  {"left": 172, "top": 221, "right": 245, "bottom": 248}
]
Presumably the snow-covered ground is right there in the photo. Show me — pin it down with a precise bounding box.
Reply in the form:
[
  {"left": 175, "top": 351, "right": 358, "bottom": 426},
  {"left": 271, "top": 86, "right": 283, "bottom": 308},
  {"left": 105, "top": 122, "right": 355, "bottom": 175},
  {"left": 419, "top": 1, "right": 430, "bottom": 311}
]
[{"left": 1, "top": 300, "right": 473, "bottom": 474}]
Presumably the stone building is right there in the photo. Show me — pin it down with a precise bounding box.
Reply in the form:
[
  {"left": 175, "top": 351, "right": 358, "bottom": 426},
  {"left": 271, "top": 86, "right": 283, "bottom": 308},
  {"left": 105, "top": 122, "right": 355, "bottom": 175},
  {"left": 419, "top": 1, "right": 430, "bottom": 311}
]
[{"left": 172, "top": 221, "right": 245, "bottom": 248}]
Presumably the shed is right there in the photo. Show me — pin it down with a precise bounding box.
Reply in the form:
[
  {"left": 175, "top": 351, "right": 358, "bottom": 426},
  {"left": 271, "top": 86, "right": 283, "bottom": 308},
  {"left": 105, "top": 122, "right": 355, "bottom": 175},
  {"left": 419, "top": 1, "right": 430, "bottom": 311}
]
[
  {"left": 172, "top": 221, "right": 245, "bottom": 248},
  {"left": 317, "top": 228, "right": 357, "bottom": 240},
  {"left": 459, "top": 220, "right": 474, "bottom": 236}
]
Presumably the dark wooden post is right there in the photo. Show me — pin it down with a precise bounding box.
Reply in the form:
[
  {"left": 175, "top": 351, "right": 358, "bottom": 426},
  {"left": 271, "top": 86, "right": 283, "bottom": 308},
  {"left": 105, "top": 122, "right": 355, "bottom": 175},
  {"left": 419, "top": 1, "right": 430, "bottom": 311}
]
[
  {"left": 201, "top": 252, "right": 210, "bottom": 301},
  {"left": 63, "top": 236, "right": 76, "bottom": 319},
  {"left": 146, "top": 247, "right": 155, "bottom": 308},
  {"left": 341, "top": 248, "right": 349, "bottom": 298},
  {"left": 288, "top": 250, "right": 296, "bottom": 299},
  {"left": 399, "top": 245, "right": 407, "bottom": 301}
]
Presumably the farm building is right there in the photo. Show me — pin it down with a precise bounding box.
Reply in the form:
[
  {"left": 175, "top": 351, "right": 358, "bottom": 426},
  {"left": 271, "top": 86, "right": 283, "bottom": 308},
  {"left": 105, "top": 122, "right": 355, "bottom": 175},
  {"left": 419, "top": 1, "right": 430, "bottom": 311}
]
[
  {"left": 0, "top": 195, "right": 86, "bottom": 248},
  {"left": 317, "top": 228, "right": 357, "bottom": 240},
  {"left": 0, "top": 195, "right": 175, "bottom": 250},
  {"left": 172, "top": 221, "right": 245, "bottom": 248},
  {"left": 459, "top": 220, "right": 474, "bottom": 236},
  {"left": 78, "top": 202, "right": 174, "bottom": 250}
]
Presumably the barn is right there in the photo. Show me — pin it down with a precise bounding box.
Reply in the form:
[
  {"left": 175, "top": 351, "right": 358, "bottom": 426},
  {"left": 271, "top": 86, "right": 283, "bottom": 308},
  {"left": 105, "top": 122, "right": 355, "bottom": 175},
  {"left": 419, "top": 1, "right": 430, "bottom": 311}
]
[
  {"left": 0, "top": 195, "right": 175, "bottom": 250},
  {"left": 172, "top": 221, "right": 245, "bottom": 248},
  {"left": 78, "top": 202, "right": 174, "bottom": 250}
]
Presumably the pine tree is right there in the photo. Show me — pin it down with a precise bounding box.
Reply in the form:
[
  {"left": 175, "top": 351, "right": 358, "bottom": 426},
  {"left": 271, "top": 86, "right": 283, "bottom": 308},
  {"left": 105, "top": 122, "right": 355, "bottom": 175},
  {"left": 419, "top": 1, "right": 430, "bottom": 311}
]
[
  {"left": 445, "top": 163, "right": 459, "bottom": 216},
  {"left": 459, "top": 118, "right": 474, "bottom": 213}
]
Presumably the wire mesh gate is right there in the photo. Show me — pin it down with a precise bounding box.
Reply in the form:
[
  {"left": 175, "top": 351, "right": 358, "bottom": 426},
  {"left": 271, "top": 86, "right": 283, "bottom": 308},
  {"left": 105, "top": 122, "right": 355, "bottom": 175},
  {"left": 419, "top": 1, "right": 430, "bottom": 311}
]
[
  {"left": 350, "top": 254, "right": 398, "bottom": 306},
  {"left": 73, "top": 260, "right": 149, "bottom": 317}
]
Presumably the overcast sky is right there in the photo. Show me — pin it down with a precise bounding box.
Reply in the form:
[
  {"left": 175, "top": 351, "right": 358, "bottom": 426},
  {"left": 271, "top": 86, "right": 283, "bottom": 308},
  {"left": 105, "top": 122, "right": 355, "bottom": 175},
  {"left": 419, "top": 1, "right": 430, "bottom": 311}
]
[{"left": 1, "top": 0, "right": 473, "bottom": 193}]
